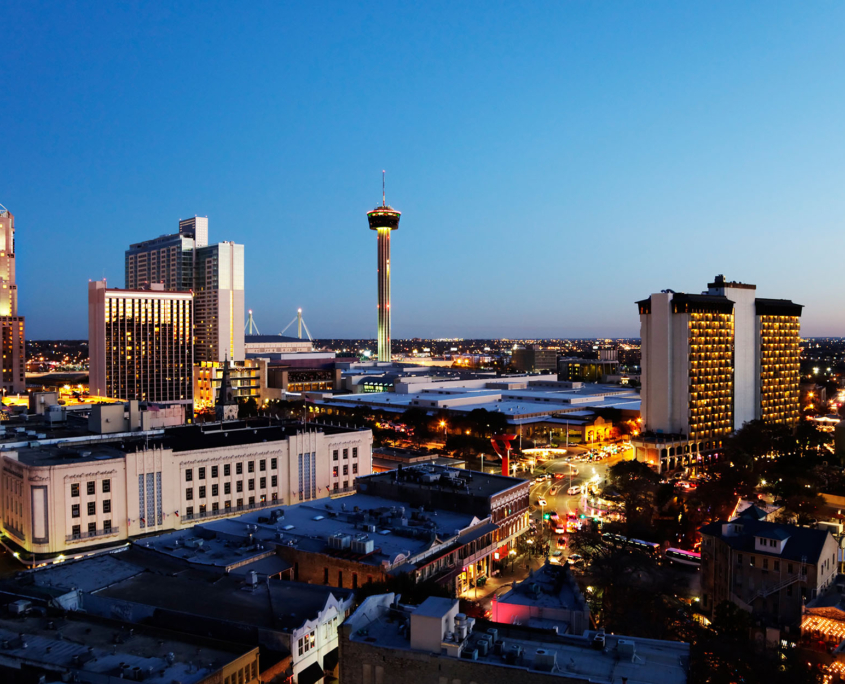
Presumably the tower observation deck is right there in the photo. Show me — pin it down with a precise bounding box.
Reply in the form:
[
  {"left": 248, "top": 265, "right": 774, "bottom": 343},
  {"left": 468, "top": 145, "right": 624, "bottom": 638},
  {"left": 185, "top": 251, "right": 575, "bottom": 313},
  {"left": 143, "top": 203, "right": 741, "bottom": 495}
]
[{"left": 367, "top": 185, "right": 401, "bottom": 363}]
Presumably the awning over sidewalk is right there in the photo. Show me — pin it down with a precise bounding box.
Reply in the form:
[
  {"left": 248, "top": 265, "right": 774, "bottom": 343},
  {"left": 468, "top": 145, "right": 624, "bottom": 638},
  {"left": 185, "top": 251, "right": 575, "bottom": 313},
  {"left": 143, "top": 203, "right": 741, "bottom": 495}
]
[{"left": 297, "top": 661, "right": 325, "bottom": 684}]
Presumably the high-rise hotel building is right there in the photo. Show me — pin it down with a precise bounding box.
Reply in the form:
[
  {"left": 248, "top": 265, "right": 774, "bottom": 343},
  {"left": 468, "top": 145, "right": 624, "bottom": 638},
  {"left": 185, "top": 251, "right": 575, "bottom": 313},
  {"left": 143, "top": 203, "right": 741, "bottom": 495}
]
[
  {"left": 0, "top": 204, "right": 25, "bottom": 393},
  {"left": 88, "top": 280, "right": 193, "bottom": 405},
  {"left": 125, "top": 217, "right": 243, "bottom": 363},
  {"left": 633, "top": 275, "right": 802, "bottom": 472}
]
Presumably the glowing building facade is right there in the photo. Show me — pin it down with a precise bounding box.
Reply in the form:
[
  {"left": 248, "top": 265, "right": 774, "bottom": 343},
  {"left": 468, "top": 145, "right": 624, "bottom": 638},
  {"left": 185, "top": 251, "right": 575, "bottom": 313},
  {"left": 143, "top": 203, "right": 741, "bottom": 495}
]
[
  {"left": 0, "top": 204, "right": 25, "bottom": 393},
  {"left": 633, "top": 275, "right": 802, "bottom": 472},
  {"left": 88, "top": 280, "right": 194, "bottom": 405},
  {"left": 367, "top": 199, "right": 401, "bottom": 363}
]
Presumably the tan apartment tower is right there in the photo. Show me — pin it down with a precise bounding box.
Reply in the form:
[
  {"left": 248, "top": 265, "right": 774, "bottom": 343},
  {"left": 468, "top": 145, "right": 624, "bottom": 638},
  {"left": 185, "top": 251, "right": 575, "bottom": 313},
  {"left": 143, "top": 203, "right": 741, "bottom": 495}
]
[
  {"left": 88, "top": 280, "right": 193, "bottom": 405},
  {"left": 633, "top": 275, "right": 802, "bottom": 472},
  {"left": 125, "top": 217, "right": 243, "bottom": 363},
  {"left": 0, "top": 204, "right": 25, "bottom": 393}
]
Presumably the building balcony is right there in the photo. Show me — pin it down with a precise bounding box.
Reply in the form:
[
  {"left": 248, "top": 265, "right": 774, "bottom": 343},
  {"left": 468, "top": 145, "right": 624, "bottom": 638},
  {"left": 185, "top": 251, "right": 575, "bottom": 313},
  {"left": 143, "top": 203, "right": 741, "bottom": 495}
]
[{"left": 66, "top": 527, "right": 121, "bottom": 544}]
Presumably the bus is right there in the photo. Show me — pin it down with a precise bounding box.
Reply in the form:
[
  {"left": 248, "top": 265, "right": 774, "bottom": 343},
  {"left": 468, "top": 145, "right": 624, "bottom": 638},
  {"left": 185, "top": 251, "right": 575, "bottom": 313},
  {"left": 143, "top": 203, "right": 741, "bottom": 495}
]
[
  {"left": 665, "top": 548, "right": 701, "bottom": 567},
  {"left": 603, "top": 533, "right": 660, "bottom": 555}
]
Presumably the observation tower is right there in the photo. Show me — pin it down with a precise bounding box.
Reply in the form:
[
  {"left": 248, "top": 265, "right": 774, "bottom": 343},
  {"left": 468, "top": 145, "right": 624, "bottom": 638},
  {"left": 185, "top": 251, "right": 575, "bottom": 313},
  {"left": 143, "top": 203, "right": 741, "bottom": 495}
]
[{"left": 367, "top": 174, "right": 401, "bottom": 362}]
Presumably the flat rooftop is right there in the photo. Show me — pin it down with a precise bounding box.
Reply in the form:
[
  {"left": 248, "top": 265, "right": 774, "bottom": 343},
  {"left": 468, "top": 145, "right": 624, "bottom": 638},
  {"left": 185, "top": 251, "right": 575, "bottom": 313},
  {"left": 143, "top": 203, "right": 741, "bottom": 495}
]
[
  {"left": 177, "top": 492, "right": 487, "bottom": 568},
  {"left": 97, "top": 568, "right": 350, "bottom": 632},
  {"left": 5, "top": 419, "right": 367, "bottom": 466},
  {"left": 497, "top": 563, "right": 588, "bottom": 614},
  {"left": 352, "top": 608, "right": 688, "bottom": 684},
  {"left": 359, "top": 463, "right": 527, "bottom": 500},
  {"left": 0, "top": 605, "right": 252, "bottom": 684}
]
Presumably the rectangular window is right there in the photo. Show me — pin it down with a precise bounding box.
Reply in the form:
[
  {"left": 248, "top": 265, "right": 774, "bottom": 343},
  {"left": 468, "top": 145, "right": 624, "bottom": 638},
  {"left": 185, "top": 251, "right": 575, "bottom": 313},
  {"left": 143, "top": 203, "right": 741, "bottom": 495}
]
[
  {"left": 212, "top": 502, "right": 219, "bottom": 511},
  {"left": 186, "top": 506, "right": 194, "bottom": 517},
  {"left": 260, "top": 477, "right": 266, "bottom": 489},
  {"left": 224, "top": 464, "right": 231, "bottom": 476},
  {"left": 71, "top": 483, "right": 79, "bottom": 497},
  {"left": 102, "top": 479, "right": 111, "bottom": 493},
  {"left": 236, "top": 462, "right": 243, "bottom": 475},
  {"left": 104, "top": 519, "right": 112, "bottom": 531},
  {"left": 271, "top": 458, "right": 277, "bottom": 469},
  {"left": 103, "top": 500, "right": 111, "bottom": 514},
  {"left": 72, "top": 524, "right": 81, "bottom": 537},
  {"left": 185, "top": 469, "right": 193, "bottom": 482},
  {"left": 72, "top": 504, "right": 80, "bottom": 518},
  {"left": 87, "top": 481, "right": 96, "bottom": 495},
  {"left": 271, "top": 475, "right": 278, "bottom": 487},
  {"left": 224, "top": 482, "right": 231, "bottom": 495},
  {"left": 186, "top": 488, "right": 194, "bottom": 501},
  {"left": 237, "top": 480, "right": 243, "bottom": 492},
  {"left": 333, "top": 466, "right": 339, "bottom": 477},
  {"left": 199, "top": 467, "right": 206, "bottom": 480},
  {"left": 353, "top": 463, "right": 358, "bottom": 474},
  {"left": 225, "top": 500, "right": 231, "bottom": 509},
  {"left": 199, "top": 486, "right": 206, "bottom": 498},
  {"left": 333, "top": 450, "right": 339, "bottom": 461},
  {"left": 333, "top": 483, "right": 339, "bottom": 491},
  {"left": 260, "top": 459, "right": 266, "bottom": 471},
  {"left": 763, "top": 558, "right": 769, "bottom": 570},
  {"left": 750, "top": 556, "right": 755, "bottom": 567},
  {"left": 212, "top": 484, "right": 219, "bottom": 496},
  {"left": 774, "top": 561, "right": 780, "bottom": 571},
  {"left": 343, "top": 449, "right": 348, "bottom": 459},
  {"left": 249, "top": 496, "right": 255, "bottom": 506},
  {"left": 353, "top": 447, "right": 358, "bottom": 459},
  {"left": 343, "top": 465, "right": 349, "bottom": 476},
  {"left": 211, "top": 465, "right": 219, "bottom": 478},
  {"left": 87, "top": 501, "right": 96, "bottom": 516},
  {"left": 237, "top": 498, "right": 243, "bottom": 508},
  {"left": 88, "top": 522, "right": 96, "bottom": 534},
  {"left": 248, "top": 461, "right": 255, "bottom": 473},
  {"left": 248, "top": 479, "right": 255, "bottom": 491}
]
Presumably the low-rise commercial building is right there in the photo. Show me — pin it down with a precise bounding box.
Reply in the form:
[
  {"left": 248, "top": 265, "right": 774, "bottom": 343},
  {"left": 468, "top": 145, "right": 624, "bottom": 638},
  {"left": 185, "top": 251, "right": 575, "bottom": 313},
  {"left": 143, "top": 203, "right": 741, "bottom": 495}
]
[
  {"left": 339, "top": 594, "right": 689, "bottom": 684},
  {"left": 0, "top": 599, "right": 260, "bottom": 684},
  {"left": 0, "top": 419, "right": 372, "bottom": 560},
  {"left": 7, "top": 547, "right": 351, "bottom": 684},
  {"left": 493, "top": 562, "right": 591, "bottom": 635},
  {"left": 511, "top": 346, "right": 558, "bottom": 373},
  {"left": 700, "top": 512, "right": 839, "bottom": 627}
]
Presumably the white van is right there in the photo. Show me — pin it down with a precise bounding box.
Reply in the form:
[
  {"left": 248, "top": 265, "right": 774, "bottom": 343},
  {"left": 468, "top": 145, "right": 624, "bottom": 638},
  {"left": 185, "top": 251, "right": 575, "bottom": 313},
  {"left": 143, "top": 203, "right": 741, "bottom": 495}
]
[{"left": 567, "top": 485, "right": 581, "bottom": 496}]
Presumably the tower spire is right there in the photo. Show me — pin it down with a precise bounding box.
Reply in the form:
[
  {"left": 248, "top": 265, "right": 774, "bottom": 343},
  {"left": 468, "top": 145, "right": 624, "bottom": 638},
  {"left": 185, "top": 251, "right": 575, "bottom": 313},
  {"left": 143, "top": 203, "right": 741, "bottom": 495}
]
[{"left": 382, "top": 170, "right": 386, "bottom": 206}]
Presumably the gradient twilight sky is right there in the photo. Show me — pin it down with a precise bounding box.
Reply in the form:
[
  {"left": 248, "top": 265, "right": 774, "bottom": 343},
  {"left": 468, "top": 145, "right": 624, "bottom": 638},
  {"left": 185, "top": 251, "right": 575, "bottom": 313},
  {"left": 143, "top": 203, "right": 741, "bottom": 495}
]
[{"left": 2, "top": 2, "right": 844, "bottom": 340}]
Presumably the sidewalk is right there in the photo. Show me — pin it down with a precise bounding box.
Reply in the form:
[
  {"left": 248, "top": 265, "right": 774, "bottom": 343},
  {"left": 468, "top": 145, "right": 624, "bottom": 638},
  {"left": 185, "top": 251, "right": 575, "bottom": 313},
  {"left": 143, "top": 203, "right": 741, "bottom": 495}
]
[{"left": 463, "top": 553, "right": 547, "bottom": 604}]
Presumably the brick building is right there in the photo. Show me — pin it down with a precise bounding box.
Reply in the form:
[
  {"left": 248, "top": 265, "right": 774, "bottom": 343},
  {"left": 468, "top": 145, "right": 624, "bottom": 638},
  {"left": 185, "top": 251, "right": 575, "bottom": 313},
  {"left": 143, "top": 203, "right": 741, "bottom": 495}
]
[
  {"left": 700, "top": 508, "right": 839, "bottom": 627},
  {"left": 339, "top": 594, "right": 689, "bottom": 684}
]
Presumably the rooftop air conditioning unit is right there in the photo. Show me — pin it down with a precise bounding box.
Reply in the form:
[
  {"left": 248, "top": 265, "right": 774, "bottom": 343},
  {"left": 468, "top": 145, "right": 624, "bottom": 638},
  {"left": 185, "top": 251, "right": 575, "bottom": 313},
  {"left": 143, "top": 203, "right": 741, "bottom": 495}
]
[
  {"left": 351, "top": 537, "right": 374, "bottom": 554},
  {"left": 617, "top": 640, "right": 636, "bottom": 658}
]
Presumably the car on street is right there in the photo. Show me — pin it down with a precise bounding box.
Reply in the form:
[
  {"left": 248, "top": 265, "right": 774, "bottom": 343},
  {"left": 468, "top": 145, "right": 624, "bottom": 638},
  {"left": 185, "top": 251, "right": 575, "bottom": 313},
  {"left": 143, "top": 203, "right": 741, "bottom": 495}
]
[{"left": 537, "top": 497, "right": 547, "bottom": 507}]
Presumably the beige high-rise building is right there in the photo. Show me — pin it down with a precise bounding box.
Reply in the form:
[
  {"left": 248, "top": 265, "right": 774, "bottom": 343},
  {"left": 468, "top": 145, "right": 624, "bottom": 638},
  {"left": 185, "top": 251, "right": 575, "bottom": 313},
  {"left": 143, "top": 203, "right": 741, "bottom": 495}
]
[
  {"left": 633, "top": 275, "right": 802, "bottom": 472},
  {"left": 0, "top": 204, "right": 25, "bottom": 393},
  {"left": 88, "top": 280, "right": 193, "bottom": 405},
  {"left": 125, "top": 218, "right": 244, "bottom": 364}
]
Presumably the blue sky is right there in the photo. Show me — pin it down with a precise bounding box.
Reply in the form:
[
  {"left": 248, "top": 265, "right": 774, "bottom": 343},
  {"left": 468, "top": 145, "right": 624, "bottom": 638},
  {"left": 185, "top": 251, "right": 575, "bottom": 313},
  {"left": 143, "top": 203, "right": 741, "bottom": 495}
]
[{"left": 2, "top": 2, "right": 844, "bottom": 339}]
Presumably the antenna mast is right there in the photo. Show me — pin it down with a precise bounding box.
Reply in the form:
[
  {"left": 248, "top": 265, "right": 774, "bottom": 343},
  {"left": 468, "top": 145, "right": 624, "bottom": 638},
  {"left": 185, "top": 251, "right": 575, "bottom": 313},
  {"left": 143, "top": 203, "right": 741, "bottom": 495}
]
[{"left": 382, "top": 170, "right": 386, "bottom": 206}]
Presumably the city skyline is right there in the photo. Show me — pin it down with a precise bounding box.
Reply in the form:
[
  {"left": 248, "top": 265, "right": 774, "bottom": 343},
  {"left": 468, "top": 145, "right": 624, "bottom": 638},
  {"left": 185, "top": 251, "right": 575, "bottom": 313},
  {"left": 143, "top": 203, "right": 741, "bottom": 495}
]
[{"left": 2, "top": 3, "right": 844, "bottom": 340}]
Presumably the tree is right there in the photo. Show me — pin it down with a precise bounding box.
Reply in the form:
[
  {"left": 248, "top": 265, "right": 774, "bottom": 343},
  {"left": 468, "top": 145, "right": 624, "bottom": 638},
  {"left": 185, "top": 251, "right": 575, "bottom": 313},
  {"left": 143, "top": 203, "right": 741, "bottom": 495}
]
[
  {"left": 606, "top": 459, "right": 661, "bottom": 535},
  {"left": 237, "top": 397, "right": 258, "bottom": 419}
]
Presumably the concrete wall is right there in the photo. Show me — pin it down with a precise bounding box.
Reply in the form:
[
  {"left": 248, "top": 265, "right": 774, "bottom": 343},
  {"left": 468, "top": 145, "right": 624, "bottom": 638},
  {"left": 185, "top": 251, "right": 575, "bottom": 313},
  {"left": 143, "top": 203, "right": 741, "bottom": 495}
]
[{"left": 718, "top": 285, "right": 756, "bottom": 429}]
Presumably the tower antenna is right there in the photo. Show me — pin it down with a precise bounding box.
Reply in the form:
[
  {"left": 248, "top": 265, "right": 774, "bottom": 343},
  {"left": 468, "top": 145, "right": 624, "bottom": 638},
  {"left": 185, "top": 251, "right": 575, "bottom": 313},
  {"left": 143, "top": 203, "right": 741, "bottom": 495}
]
[{"left": 382, "top": 170, "right": 386, "bottom": 206}]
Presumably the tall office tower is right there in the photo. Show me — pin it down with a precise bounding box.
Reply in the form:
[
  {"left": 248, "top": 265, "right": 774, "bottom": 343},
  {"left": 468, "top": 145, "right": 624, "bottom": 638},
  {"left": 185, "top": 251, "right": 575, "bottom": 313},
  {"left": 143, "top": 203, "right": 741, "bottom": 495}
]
[
  {"left": 125, "top": 218, "right": 205, "bottom": 291},
  {"left": 194, "top": 242, "right": 244, "bottom": 362},
  {"left": 88, "top": 280, "right": 193, "bottom": 405},
  {"left": 125, "top": 218, "right": 244, "bottom": 362},
  {"left": 367, "top": 191, "right": 401, "bottom": 363},
  {"left": 0, "top": 204, "right": 25, "bottom": 393},
  {"left": 633, "top": 275, "right": 802, "bottom": 472}
]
